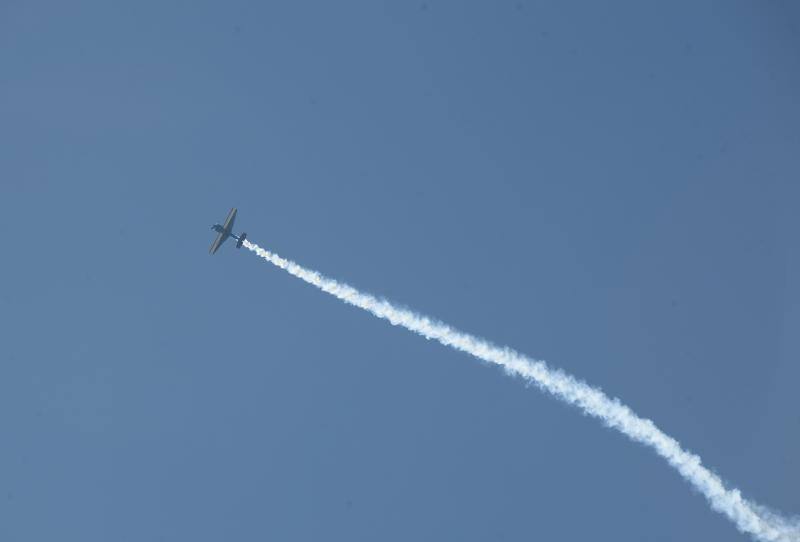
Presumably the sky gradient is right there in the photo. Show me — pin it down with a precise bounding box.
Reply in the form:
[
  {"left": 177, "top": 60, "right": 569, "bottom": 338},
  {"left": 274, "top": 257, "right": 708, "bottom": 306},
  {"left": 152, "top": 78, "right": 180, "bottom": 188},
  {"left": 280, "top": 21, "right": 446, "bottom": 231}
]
[{"left": 2, "top": 2, "right": 799, "bottom": 541}]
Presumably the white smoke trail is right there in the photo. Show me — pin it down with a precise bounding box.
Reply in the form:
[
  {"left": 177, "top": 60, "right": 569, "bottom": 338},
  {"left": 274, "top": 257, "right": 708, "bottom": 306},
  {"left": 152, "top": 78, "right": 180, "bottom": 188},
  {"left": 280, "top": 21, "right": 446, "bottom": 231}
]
[{"left": 242, "top": 239, "right": 798, "bottom": 542}]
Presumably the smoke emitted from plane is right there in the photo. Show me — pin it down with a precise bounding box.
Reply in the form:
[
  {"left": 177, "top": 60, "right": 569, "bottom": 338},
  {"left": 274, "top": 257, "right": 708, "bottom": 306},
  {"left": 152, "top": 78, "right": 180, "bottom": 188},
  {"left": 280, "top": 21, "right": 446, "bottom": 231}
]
[{"left": 242, "top": 239, "right": 798, "bottom": 542}]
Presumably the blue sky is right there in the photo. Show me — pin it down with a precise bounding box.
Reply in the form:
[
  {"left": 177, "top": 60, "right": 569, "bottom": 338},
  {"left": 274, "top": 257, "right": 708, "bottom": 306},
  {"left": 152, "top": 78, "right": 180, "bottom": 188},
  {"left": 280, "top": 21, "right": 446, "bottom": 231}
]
[{"left": 1, "top": 2, "right": 798, "bottom": 541}]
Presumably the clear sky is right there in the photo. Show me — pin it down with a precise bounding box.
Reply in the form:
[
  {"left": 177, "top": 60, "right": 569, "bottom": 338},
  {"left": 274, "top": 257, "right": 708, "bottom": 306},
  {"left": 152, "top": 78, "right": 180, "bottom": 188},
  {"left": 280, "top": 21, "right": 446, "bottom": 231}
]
[{"left": 1, "top": 2, "right": 798, "bottom": 541}]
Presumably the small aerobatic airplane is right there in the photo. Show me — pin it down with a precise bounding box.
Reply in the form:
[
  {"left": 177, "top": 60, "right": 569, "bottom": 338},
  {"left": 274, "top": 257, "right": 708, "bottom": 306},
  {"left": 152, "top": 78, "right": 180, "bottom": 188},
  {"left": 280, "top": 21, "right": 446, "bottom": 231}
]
[{"left": 209, "top": 208, "right": 247, "bottom": 254}]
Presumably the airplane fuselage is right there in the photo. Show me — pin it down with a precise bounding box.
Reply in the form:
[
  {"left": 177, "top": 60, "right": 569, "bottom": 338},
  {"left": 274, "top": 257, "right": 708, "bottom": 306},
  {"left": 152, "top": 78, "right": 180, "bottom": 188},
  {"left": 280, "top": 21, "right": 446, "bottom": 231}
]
[{"left": 209, "top": 209, "right": 247, "bottom": 254}]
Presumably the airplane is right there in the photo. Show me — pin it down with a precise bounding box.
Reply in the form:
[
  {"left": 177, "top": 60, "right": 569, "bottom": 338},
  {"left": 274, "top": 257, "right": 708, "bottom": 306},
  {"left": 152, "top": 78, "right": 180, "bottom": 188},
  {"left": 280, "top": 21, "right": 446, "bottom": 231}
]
[{"left": 209, "top": 207, "right": 247, "bottom": 254}]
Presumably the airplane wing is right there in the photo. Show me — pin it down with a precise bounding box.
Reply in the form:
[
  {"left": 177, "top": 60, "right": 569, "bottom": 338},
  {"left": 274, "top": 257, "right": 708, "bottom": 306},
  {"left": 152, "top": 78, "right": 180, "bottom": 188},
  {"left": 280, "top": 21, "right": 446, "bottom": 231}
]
[
  {"left": 209, "top": 231, "right": 227, "bottom": 254},
  {"left": 222, "top": 208, "right": 237, "bottom": 234}
]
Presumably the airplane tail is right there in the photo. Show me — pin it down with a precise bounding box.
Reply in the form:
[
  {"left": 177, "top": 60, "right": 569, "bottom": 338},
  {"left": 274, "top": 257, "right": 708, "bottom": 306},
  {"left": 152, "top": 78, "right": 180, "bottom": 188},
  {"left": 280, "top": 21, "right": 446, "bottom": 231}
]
[{"left": 236, "top": 233, "right": 247, "bottom": 249}]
